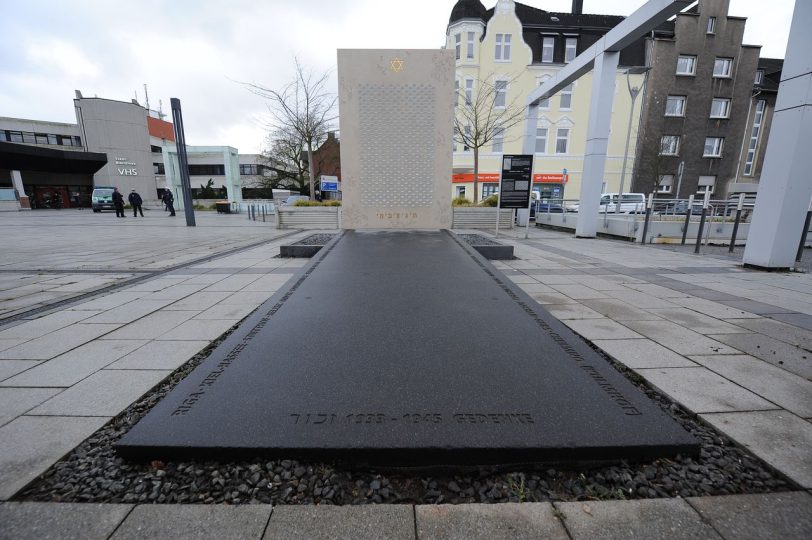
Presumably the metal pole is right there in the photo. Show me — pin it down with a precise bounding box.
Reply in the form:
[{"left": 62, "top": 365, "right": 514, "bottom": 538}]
[
  {"left": 694, "top": 191, "right": 710, "bottom": 254},
  {"left": 640, "top": 193, "right": 653, "bottom": 244},
  {"left": 524, "top": 193, "right": 532, "bottom": 239},
  {"left": 170, "top": 98, "right": 195, "bottom": 227},
  {"left": 796, "top": 198, "right": 812, "bottom": 263},
  {"left": 675, "top": 161, "right": 684, "bottom": 199},
  {"left": 616, "top": 73, "right": 640, "bottom": 213},
  {"left": 495, "top": 174, "right": 503, "bottom": 239},
  {"left": 681, "top": 194, "right": 693, "bottom": 245},
  {"left": 729, "top": 193, "right": 745, "bottom": 253}
]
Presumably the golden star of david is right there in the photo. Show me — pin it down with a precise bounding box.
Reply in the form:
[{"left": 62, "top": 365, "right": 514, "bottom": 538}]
[{"left": 390, "top": 57, "right": 404, "bottom": 73}]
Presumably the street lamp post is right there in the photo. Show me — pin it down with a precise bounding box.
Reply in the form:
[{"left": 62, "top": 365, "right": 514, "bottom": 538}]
[{"left": 616, "top": 66, "right": 650, "bottom": 213}]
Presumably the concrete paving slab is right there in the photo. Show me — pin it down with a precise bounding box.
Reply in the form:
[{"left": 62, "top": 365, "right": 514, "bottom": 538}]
[
  {"left": 156, "top": 318, "right": 237, "bottom": 341},
  {"left": 67, "top": 291, "right": 151, "bottom": 312},
  {"left": 107, "top": 340, "right": 209, "bottom": 370},
  {"left": 647, "top": 308, "right": 750, "bottom": 335},
  {"left": 0, "top": 310, "right": 99, "bottom": 340},
  {"left": 100, "top": 310, "right": 197, "bottom": 341},
  {"left": 549, "top": 284, "right": 610, "bottom": 300},
  {"left": 579, "top": 298, "right": 663, "bottom": 321},
  {"left": 0, "top": 323, "right": 121, "bottom": 360},
  {"left": 687, "top": 492, "right": 812, "bottom": 540},
  {"left": 0, "top": 360, "right": 38, "bottom": 382},
  {"left": 593, "top": 339, "right": 698, "bottom": 369},
  {"left": 563, "top": 319, "right": 642, "bottom": 340},
  {"left": 707, "top": 333, "right": 812, "bottom": 381},
  {"left": 529, "top": 292, "right": 579, "bottom": 304},
  {"left": 569, "top": 276, "right": 632, "bottom": 291},
  {"left": 29, "top": 369, "right": 170, "bottom": 416},
  {"left": 689, "top": 355, "right": 812, "bottom": 417},
  {"left": 554, "top": 498, "right": 721, "bottom": 539},
  {"left": 718, "top": 300, "right": 797, "bottom": 315},
  {"left": 265, "top": 504, "right": 413, "bottom": 540},
  {"left": 0, "top": 338, "right": 28, "bottom": 353},
  {"left": 625, "top": 283, "right": 691, "bottom": 298},
  {"left": 415, "top": 503, "right": 567, "bottom": 540},
  {"left": 0, "top": 387, "right": 61, "bottom": 427},
  {"left": 769, "top": 312, "right": 812, "bottom": 332},
  {"left": 82, "top": 300, "right": 173, "bottom": 324},
  {"left": 701, "top": 410, "right": 812, "bottom": 488},
  {"left": 605, "top": 289, "right": 678, "bottom": 309},
  {"left": 545, "top": 303, "right": 606, "bottom": 320},
  {"left": 111, "top": 504, "right": 270, "bottom": 540},
  {"left": 671, "top": 297, "right": 761, "bottom": 319},
  {"left": 0, "top": 339, "right": 148, "bottom": 387},
  {"left": 164, "top": 291, "right": 232, "bottom": 311},
  {"left": 723, "top": 318, "right": 812, "bottom": 351},
  {"left": 623, "top": 320, "right": 741, "bottom": 356},
  {"left": 218, "top": 290, "right": 273, "bottom": 306},
  {"left": 636, "top": 367, "right": 779, "bottom": 414},
  {"left": 194, "top": 302, "right": 258, "bottom": 321},
  {"left": 0, "top": 415, "right": 109, "bottom": 500},
  {"left": 516, "top": 283, "right": 557, "bottom": 294},
  {"left": 0, "top": 502, "right": 133, "bottom": 540},
  {"left": 202, "top": 274, "right": 264, "bottom": 292}
]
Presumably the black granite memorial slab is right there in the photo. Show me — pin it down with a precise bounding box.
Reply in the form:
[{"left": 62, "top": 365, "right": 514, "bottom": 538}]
[{"left": 117, "top": 230, "right": 698, "bottom": 466}]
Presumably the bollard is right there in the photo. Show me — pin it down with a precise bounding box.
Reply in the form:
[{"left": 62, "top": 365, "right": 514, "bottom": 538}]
[
  {"left": 796, "top": 199, "right": 812, "bottom": 263},
  {"left": 262, "top": 205, "right": 266, "bottom": 222},
  {"left": 681, "top": 194, "right": 694, "bottom": 245},
  {"left": 729, "top": 193, "right": 745, "bottom": 253},
  {"left": 640, "top": 193, "right": 654, "bottom": 245},
  {"left": 694, "top": 191, "right": 710, "bottom": 254}
]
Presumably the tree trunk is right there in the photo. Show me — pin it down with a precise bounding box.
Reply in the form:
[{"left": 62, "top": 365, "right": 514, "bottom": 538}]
[
  {"left": 473, "top": 147, "right": 480, "bottom": 203},
  {"left": 306, "top": 142, "right": 316, "bottom": 200}
]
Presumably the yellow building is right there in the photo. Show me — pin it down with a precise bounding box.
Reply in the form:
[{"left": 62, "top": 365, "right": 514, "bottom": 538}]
[{"left": 447, "top": 0, "right": 647, "bottom": 202}]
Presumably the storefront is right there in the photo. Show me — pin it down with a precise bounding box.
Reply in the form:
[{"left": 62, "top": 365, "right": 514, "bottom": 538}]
[{"left": 451, "top": 172, "right": 569, "bottom": 201}]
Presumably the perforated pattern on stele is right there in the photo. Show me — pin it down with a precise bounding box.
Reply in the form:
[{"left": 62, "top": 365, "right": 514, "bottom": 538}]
[{"left": 358, "top": 83, "right": 435, "bottom": 207}]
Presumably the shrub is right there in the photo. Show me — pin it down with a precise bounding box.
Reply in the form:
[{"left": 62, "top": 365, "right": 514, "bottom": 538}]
[
  {"left": 479, "top": 195, "right": 498, "bottom": 207},
  {"left": 293, "top": 200, "right": 342, "bottom": 207},
  {"left": 452, "top": 197, "right": 472, "bottom": 206}
]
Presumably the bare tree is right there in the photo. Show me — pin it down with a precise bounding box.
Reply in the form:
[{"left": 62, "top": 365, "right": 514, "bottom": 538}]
[
  {"left": 244, "top": 58, "right": 336, "bottom": 200},
  {"left": 454, "top": 74, "right": 526, "bottom": 202},
  {"left": 257, "top": 127, "right": 310, "bottom": 195}
]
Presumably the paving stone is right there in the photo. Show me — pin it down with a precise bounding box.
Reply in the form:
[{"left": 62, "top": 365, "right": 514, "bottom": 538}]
[
  {"left": 579, "top": 298, "right": 663, "bottom": 321},
  {"left": 0, "top": 340, "right": 148, "bottom": 387},
  {"left": 529, "top": 292, "right": 579, "bottom": 304},
  {"left": 593, "top": 339, "right": 697, "bottom": 369},
  {"left": 202, "top": 274, "right": 264, "bottom": 292},
  {"left": 218, "top": 290, "right": 273, "bottom": 306},
  {"left": 545, "top": 303, "right": 606, "bottom": 320},
  {"left": 81, "top": 300, "right": 173, "bottom": 324},
  {"left": 769, "top": 312, "right": 812, "bottom": 332},
  {"left": 554, "top": 498, "right": 721, "bottom": 539},
  {"left": 193, "top": 302, "right": 259, "bottom": 321},
  {"left": 29, "top": 369, "right": 170, "bottom": 416},
  {"left": 0, "top": 502, "right": 133, "bottom": 540},
  {"left": 111, "top": 504, "right": 270, "bottom": 540},
  {"left": 687, "top": 492, "right": 812, "bottom": 540},
  {"left": 688, "top": 355, "right": 812, "bottom": 417},
  {"left": 164, "top": 291, "right": 232, "bottom": 311},
  {"left": 0, "top": 310, "right": 99, "bottom": 341},
  {"left": 569, "top": 276, "right": 631, "bottom": 291},
  {"left": 0, "top": 360, "right": 38, "bottom": 382},
  {"left": 100, "top": 310, "right": 197, "bottom": 340},
  {"left": 718, "top": 299, "right": 797, "bottom": 315},
  {"left": 156, "top": 318, "right": 237, "bottom": 341},
  {"left": 0, "top": 324, "right": 121, "bottom": 360},
  {"left": 723, "top": 317, "right": 812, "bottom": 351},
  {"left": 563, "top": 319, "right": 642, "bottom": 340},
  {"left": 549, "top": 284, "right": 610, "bottom": 300},
  {"left": 636, "top": 367, "right": 779, "bottom": 414},
  {"left": 671, "top": 297, "right": 761, "bottom": 319},
  {"left": 625, "top": 283, "right": 691, "bottom": 298},
  {"left": 517, "top": 283, "right": 557, "bottom": 294},
  {"left": 623, "top": 320, "right": 741, "bottom": 356},
  {"left": 0, "top": 338, "right": 27, "bottom": 353},
  {"left": 647, "top": 308, "right": 750, "bottom": 334},
  {"left": 701, "top": 410, "right": 812, "bottom": 489},
  {"left": 265, "top": 504, "right": 413, "bottom": 540},
  {"left": 0, "top": 387, "right": 61, "bottom": 427},
  {"left": 707, "top": 333, "right": 812, "bottom": 381},
  {"left": 0, "top": 415, "right": 109, "bottom": 499},
  {"left": 416, "top": 503, "right": 567, "bottom": 540},
  {"left": 605, "top": 289, "right": 678, "bottom": 309},
  {"left": 107, "top": 340, "right": 209, "bottom": 370},
  {"left": 67, "top": 291, "right": 150, "bottom": 311},
  {"left": 533, "top": 274, "right": 578, "bottom": 285}
]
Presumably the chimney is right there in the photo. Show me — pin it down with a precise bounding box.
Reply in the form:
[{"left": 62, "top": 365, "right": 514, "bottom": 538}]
[{"left": 572, "top": 0, "right": 583, "bottom": 15}]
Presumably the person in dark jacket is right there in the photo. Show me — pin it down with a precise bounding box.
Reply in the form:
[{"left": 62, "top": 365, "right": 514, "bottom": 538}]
[
  {"left": 163, "top": 190, "right": 176, "bottom": 216},
  {"left": 128, "top": 189, "right": 144, "bottom": 217},
  {"left": 112, "top": 187, "right": 125, "bottom": 218}
]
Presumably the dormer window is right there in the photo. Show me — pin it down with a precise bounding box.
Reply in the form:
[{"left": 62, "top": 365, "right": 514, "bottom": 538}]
[{"left": 542, "top": 37, "right": 554, "bottom": 63}]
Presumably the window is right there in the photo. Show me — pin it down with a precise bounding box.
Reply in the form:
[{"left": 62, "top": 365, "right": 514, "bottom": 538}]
[
  {"left": 465, "top": 79, "right": 473, "bottom": 105},
  {"left": 60, "top": 134, "right": 73, "bottom": 146},
  {"left": 492, "top": 128, "right": 505, "bottom": 153},
  {"left": 560, "top": 84, "right": 573, "bottom": 110},
  {"left": 703, "top": 137, "right": 724, "bottom": 157},
  {"left": 542, "top": 37, "right": 555, "bottom": 63},
  {"left": 22, "top": 132, "right": 35, "bottom": 144},
  {"left": 72, "top": 136, "right": 82, "bottom": 147},
  {"left": 660, "top": 135, "right": 680, "bottom": 155},
  {"left": 713, "top": 57, "right": 733, "bottom": 78},
  {"left": 538, "top": 76, "right": 551, "bottom": 109},
  {"left": 555, "top": 128, "right": 569, "bottom": 154},
  {"left": 151, "top": 145, "right": 163, "bottom": 153},
  {"left": 482, "top": 183, "right": 499, "bottom": 198},
  {"left": 755, "top": 70, "right": 764, "bottom": 85},
  {"left": 495, "top": 34, "right": 511, "bottom": 61},
  {"left": 240, "top": 164, "right": 260, "bottom": 175},
  {"left": 707, "top": 16, "right": 716, "bottom": 34},
  {"left": 697, "top": 175, "right": 716, "bottom": 194},
  {"left": 467, "top": 32, "right": 475, "bottom": 59},
  {"left": 454, "top": 79, "right": 460, "bottom": 107},
  {"left": 565, "top": 38, "right": 577, "bottom": 63},
  {"left": 457, "top": 186, "right": 466, "bottom": 198},
  {"left": 710, "top": 98, "right": 731, "bottom": 118},
  {"left": 454, "top": 34, "right": 461, "bottom": 60},
  {"left": 153, "top": 163, "right": 165, "bottom": 175},
  {"left": 34, "top": 133, "right": 48, "bottom": 144},
  {"left": 676, "top": 55, "right": 696, "bottom": 75},
  {"left": 535, "top": 127, "right": 548, "bottom": 153},
  {"left": 463, "top": 125, "right": 471, "bottom": 152},
  {"left": 47, "top": 134, "right": 58, "bottom": 145},
  {"left": 744, "top": 100, "right": 766, "bottom": 175},
  {"left": 665, "top": 96, "right": 686, "bottom": 117},
  {"left": 494, "top": 80, "right": 507, "bottom": 108},
  {"left": 189, "top": 164, "right": 226, "bottom": 175},
  {"left": 0, "top": 131, "right": 7, "bottom": 142},
  {"left": 9, "top": 131, "right": 23, "bottom": 142},
  {"left": 657, "top": 175, "right": 674, "bottom": 193}
]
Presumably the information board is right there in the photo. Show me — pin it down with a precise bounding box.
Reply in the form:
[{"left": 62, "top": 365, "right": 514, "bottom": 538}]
[{"left": 498, "top": 155, "right": 534, "bottom": 209}]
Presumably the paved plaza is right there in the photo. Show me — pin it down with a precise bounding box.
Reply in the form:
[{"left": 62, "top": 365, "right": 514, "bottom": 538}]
[{"left": 0, "top": 214, "right": 810, "bottom": 538}]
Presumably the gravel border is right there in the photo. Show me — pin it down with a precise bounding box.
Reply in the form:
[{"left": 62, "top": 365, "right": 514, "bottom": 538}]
[
  {"left": 16, "top": 322, "right": 794, "bottom": 506},
  {"left": 457, "top": 234, "right": 503, "bottom": 247},
  {"left": 293, "top": 234, "right": 337, "bottom": 246}
]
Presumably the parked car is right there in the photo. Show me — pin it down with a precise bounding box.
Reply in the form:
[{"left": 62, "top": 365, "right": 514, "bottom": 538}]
[
  {"left": 534, "top": 201, "right": 565, "bottom": 213},
  {"left": 282, "top": 195, "right": 310, "bottom": 206},
  {"left": 91, "top": 186, "right": 116, "bottom": 212},
  {"left": 659, "top": 200, "right": 704, "bottom": 215},
  {"left": 566, "top": 193, "right": 646, "bottom": 213}
]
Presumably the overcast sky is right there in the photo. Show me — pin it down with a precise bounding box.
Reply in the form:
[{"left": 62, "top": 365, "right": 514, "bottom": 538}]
[{"left": 0, "top": 0, "right": 796, "bottom": 154}]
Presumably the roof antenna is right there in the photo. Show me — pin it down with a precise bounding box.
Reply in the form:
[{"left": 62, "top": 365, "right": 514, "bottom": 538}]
[{"left": 144, "top": 83, "right": 150, "bottom": 112}]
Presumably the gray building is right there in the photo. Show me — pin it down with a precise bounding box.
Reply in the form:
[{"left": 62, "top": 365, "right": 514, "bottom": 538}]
[{"left": 631, "top": 0, "right": 768, "bottom": 200}]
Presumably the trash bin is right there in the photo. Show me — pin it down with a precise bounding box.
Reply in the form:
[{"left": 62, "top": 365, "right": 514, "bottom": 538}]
[{"left": 215, "top": 201, "right": 231, "bottom": 214}]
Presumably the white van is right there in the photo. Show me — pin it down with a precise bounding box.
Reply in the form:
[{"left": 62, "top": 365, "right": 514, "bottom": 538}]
[{"left": 567, "top": 193, "right": 646, "bottom": 213}]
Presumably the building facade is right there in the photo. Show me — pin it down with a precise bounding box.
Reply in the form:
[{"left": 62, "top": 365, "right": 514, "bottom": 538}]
[
  {"left": 446, "top": 0, "right": 649, "bottom": 202},
  {"left": 630, "top": 0, "right": 770, "bottom": 200}
]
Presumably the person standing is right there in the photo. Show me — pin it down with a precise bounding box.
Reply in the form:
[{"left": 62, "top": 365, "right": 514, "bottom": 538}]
[
  {"left": 128, "top": 189, "right": 144, "bottom": 217},
  {"left": 163, "top": 190, "right": 176, "bottom": 216},
  {"left": 112, "top": 187, "right": 125, "bottom": 218}
]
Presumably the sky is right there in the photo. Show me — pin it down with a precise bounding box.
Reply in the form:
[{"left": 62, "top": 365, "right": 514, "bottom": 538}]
[{"left": 0, "top": 0, "right": 796, "bottom": 154}]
